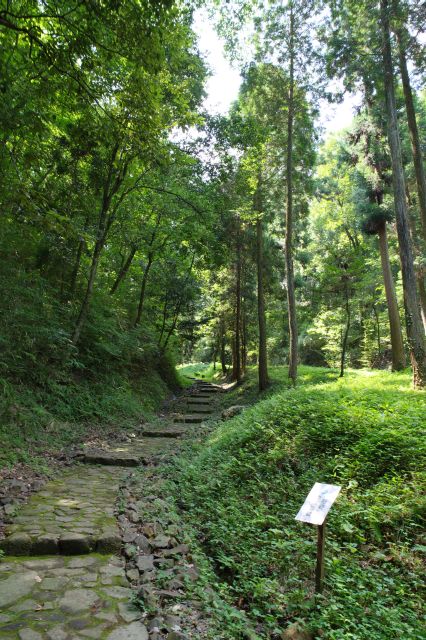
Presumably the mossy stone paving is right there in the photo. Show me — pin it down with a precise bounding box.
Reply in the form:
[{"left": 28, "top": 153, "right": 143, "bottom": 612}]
[
  {"left": 0, "top": 467, "right": 124, "bottom": 556},
  {"left": 0, "top": 383, "right": 221, "bottom": 638},
  {"left": 0, "top": 555, "right": 148, "bottom": 639},
  {"left": 80, "top": 437, "right": 178, "bottom": 466}
]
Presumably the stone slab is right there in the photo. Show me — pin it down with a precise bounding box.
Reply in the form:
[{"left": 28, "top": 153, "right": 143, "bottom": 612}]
[
  {"left": 0, "top": 556, "right": 143, "bottom": 639},
  {"left": 0, "top": 466, "right": 123, "bottom": 556}
]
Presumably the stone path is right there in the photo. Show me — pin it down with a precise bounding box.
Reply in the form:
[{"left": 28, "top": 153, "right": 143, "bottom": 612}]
[
  {"left": 0, "top": 555, "right": 145, "bottom": 640},
  {"left": 0, "top": 381, "right": 221, "bottom": 640}
]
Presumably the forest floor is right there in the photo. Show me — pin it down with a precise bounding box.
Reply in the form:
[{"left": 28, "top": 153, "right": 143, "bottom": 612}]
[{"left": 0, "top": 366, "right": 424, "bottom": 640}]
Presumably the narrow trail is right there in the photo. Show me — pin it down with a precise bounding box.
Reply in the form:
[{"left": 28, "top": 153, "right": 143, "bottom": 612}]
[{"left": 0, "top": 381, "right": 224, "bottom": 640}]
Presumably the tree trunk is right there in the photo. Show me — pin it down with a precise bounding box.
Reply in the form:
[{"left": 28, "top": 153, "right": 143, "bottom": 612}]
[
  {"left": 220, "top": 317, "right": 227, "bottom": 374},
  {"left": 285, "top": 2, "right": 298, "bottom": 385},
  {"left": 232, "top": 222, "right": 242, "bottom": 384},
  {"left": 69, "top": 237, "right": 85, "bottom": 298},
  {"left": 72, "top": 238, "right": 103, "bottom": 345},
  {"left": 110, "top": 244, "right": 137, "bottom": 295},
  {"left": 373, "top": 303, "right": 381, "bottom": 359},
  {"left": 212, "top": 336, "right": 218, "bottom": 371},
  {"left": 134, "top": 253, "right": 154, "bottom": 326},
  {"left": 395, "top": 23, "right": 426, "bottom": 244},
  {"left": 256, "top": 213, "right": 269, "bottom": 391},
  {"left": 380, "top": 0, "right": 426, "bottom": 388},
  {"left": 69, "top": 216, "right": 89, "bottom": 298},
  {"left": 241, "top": 299, "right": 247, "bottom": 375},
  {"left": 161, "top": 301, "right": 182, "bottom": 351},
  {"left": 72, "top": 144, "right": 121, "bottom": 345},
  {"left": 340, "top": 278, "right": 351, "bottom": 377},
  {"left": 417, "top": 270, "right": 426, "bottom": 333},
  {"left": 377, "top": 224, "right": 406, "bottom": 370},
  {"left": 158, "top": 298, "right": 168, "bottom": 347}
]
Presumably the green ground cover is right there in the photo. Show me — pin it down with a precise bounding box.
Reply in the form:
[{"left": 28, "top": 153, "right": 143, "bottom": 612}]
[
  {"left": 0, "top": 364, "right": 177, "bottom": 471},
  {"left": 177, "top": 362, "right": 219, "bottom": 385},
  {"left": 172, "top": 366, "right": 426, "bottom": 639}
]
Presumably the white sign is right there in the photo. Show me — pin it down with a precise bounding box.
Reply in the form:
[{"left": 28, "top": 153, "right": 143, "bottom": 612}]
[{"left": 295, "top": 482, "right": 342, "bottom": 526}]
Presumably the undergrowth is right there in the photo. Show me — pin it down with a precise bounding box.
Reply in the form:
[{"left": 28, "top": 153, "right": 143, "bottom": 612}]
[
  {"left": 0, "top": 263, "right": 181, "bottom": 470},
  {"left": 177, "top": 362, "right": 219, "bottom": 386},
  {"left": 0, "top": 368, "right": 172, "bottom": 470},
  {"left": 171, "top": 366, "right": 426, "bottom": 639}
]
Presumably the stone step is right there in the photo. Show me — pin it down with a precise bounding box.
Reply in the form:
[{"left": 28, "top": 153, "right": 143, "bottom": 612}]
[
  {"left": 190, "top": 393, "right": 213, "bottom": 399},
  {"left": 174, "top": 415, "right": 203, "bottom": 424},
  {"left": 0, "top": 466, "right": 124, "bottom": 556},
  {"left": 197, "top": 385, "right": 222, "bottom": 392},
  {"left": 0, "top": 528, "right": 122, "bottom": 556},
  {"left": 140, "top": 427, "right": 185, "bottom": 438},
  {"left": 81, "top": 451, "right": 143, "bottom": 467},
  {"left": 187, "top": 396, "right": 211, "bottom": 403},
  {"left": 185, "top": 405, "right": 212, "bottom": 414}
]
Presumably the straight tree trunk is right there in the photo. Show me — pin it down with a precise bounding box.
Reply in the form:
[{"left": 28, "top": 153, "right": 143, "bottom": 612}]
[
  {"left": 232, "top": 222, "right": 242, "bottom": 384},
  {"left": 220, "top": 317, "right": 227, "bottom": 374},
  {"left": 158, "top": 298, "right": 168, "bottom": 347},
  {"left": 372, "top": 304, "right": 381, "bottom": 358},
  {"left": 134, "top": 253, "right": 154, "bottom": 326},
  {"left": 417, "top": 271, "right": 426, "bottom": 333},
  {"left": 160, "top": 253, "right": 194, "bottom": 351},
  {"left": 377, "top": 224, "right": 406, "bottom": 370},
  {"left": 256, "top": 213, "right": 269, "bottom": 391},
  {"left": 72, "top": 144, "right": 122, "bottom": 345},
  {"left": 394, "top": 22, "right": 426, "bottom": 244},
  {"left": 380, "top": 0, "right": 426, "bottom": 388},
  {"left": 72, "top": 237, "right": 103, "bottom": 345},
  {"left": 285, "top": 2, "right": 298, "bottom": 385},
  {"left": 340, "top": 277, "right": 351, "bottom": 377},
  {"left": 161, "top": 301, "right": 182, "bottom": 351},
  {"left": 212, "top": 336, "right": 218, "bottom": 371},
  {"left": 69, "top": 237, "right": 85, "bottom": 298},
  {"left": 110, "top": 244, "right": 137, "bottom": 295},
  {"left": 241, "top": 299, "right": 247, "bottom": 375},
  {"left": 69, "top": 216, "right": 89, "bottom": 297}
]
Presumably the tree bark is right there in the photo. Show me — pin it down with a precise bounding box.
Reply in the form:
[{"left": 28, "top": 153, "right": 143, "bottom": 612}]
[
  {"left": 160, "top": 253, "right": 195, "bottom": 351},
  {"left": 377, "top": 224, "right": 406, "bottom": 370},
  {"left": 134, "top": 253, "right": 154, "bottom": 326},
  {"left": 241, "top": 298, "right": 247, "bottom": 375},
  {"left": 394, "top": 22, "right": 426, "bottom": 244},
  {"left": 340, "top": 277, "right": 351, "bottom": 377},
  {"left": 417, "top": 270, "right": 426, "bottom": 333},
  {"left": 220, "top": 316, "right": 227, "bottom": 374},
  {"left": 72, "top": 236, "right": 103, "bottom": 345},
  {"left": 158, "top": 297, "right": 168, "bottom": 347},
  {"left": 110, "top": 244, "right": 137, "bottom": 295},
  {"left": 372, "top": 303, "right": 381, "bottom": 359},
  {"left": 69, "top": 237, "right": 85, "bottom": 298},
  {"left": 380, "top": 0, "right": 426, "bottom": 388},
  {"left": 161, "top": 300, "right": 182, "bottom": 351},
  {"left": 285, "top": 1, "right": 298, "bottom": 385},
  {"left": 232, "top": 221, "right": 242, "bottom": 384},
  {"left": 72, "top": 144, "right": 123, "bottom": 345},
  {"left": 256, "top": 203, "right": 269, "bottom": 390}
]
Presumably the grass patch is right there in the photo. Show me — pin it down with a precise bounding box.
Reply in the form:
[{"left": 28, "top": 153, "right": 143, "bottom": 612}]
[
  {"left": 171, "top": 366, "right": 425, "bottom": 639},
  {"left": 177, "top": 362, "right": 220, "bottom": 386},
  {"left": 0, "top": 368, "right": 171, "bottom": 471}
]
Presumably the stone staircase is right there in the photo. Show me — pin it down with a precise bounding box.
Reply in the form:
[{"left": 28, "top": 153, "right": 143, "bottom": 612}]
[{"left": 0, "top": 381, "right": 222, "bottom": 640}]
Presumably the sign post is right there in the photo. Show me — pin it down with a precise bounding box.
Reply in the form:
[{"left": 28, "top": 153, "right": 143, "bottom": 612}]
[{"left": 295, "top": 482, "right": 341, "bottom": 593}]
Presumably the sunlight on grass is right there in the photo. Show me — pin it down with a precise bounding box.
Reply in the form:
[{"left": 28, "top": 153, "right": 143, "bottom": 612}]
[{"left": 172, "top": 364, "right": 425, "bottom": 640}]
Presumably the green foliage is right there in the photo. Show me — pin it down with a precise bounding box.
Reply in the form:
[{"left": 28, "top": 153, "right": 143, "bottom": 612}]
[
  {"left": 177, "top": 362, "right": 219, "bottom": 386},
  {"left": 172, "top": 366, "right": 425, "bottom": 638}
]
